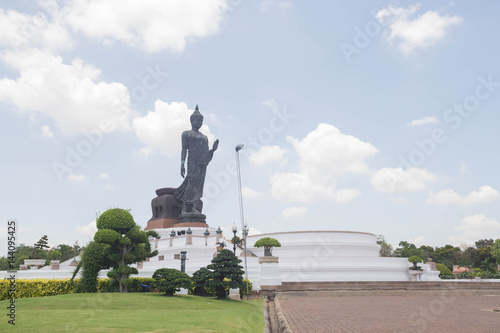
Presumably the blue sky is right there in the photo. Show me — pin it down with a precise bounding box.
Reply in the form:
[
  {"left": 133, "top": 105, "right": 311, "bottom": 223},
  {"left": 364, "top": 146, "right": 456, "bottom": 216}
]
[{"left": 1, "top": 0, "right": 499, "bottom": 254}]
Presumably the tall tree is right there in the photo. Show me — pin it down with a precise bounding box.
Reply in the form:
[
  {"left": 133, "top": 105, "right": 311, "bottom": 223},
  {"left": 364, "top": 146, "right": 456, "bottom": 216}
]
[
  {"left": 376, "top": 235, "right": 394, "bottom": 257},
  {"left": 94, "top": 208, "right": 159, "bottom": 293}
]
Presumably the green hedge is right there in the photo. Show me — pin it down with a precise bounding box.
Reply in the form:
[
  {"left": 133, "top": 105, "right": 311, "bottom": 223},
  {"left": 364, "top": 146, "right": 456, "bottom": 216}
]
[
  {"left": 0, "top": 278, "right": 78, "bottom": 300},
  {"left": 97, "top": 278, "right": 155, "bottom": 292}
]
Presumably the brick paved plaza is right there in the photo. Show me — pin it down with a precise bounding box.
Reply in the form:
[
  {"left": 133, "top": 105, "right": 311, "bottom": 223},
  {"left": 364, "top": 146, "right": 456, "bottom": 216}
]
[{"left": 278, "top": 295, "right": 500, "bottom": 333}]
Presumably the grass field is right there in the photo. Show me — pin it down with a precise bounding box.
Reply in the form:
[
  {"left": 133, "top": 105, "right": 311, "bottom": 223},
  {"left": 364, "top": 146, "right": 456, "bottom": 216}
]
[{"left": 0, "top": 293, "right": 265, "bottom": 332}]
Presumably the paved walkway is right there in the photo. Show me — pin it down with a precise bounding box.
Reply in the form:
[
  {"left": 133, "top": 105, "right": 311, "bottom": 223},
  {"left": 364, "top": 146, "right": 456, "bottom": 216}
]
[{"left": 278, "top": 294, "right": 500, "bottom": 332}]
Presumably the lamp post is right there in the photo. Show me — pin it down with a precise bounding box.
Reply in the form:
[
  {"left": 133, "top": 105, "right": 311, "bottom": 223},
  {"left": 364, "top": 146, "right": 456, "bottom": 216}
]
[
  {"left": 204, "top": 228, "right": 210, "bottom": 246},
  {"left": 232, "top": 224, "right": 238, "bottom": 254},
  {"left": 236, "top": 144, "right": 249, "bottom": 299}
]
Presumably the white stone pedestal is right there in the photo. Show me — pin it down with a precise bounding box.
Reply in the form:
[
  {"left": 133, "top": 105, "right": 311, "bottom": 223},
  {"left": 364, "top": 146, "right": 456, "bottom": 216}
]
[
  {"left": 228, "top": 288, "right": 240, "bottom": 300},
  {"left": 259, "top": 256, "right": 281, "bottom": 286}
]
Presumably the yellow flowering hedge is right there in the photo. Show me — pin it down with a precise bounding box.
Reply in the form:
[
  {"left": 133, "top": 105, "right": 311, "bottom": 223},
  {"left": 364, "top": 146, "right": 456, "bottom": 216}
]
[{"left": 0, "top": 278, "right": 78, "bottom": 300}]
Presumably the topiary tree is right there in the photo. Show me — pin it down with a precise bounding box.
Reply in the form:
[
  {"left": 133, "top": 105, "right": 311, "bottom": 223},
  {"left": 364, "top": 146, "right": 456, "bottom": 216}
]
[
  {"left": 207, "top": 249, "right": 244, "bottom": 299},
  {"left": 94, "top": 208, "right": 159, "bottom": 293},
  {"left": 76, "top": 241, "right": 113, "bottom": 293},
  {"left": 408, "top": 255, "right": 423, "bottom": 270},
  {"left": 152, "top": 268, "right": 191, "bottom": 296},
  {"left": 191, "top": 267, "right": 214, "bottom": 297},
  {"left": 254, "top": 237, "right": 281, "bottom": 256}
]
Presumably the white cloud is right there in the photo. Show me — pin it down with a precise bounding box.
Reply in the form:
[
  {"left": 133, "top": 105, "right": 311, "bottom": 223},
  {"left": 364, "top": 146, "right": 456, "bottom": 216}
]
[
  {"left": 458, "top": 163, "right": 471, "bottom": 175},
  {"left": 248, "top": 145, "right": 287, "bottom": 166},
  {"left": 450, "top": 214, "right": 500, "bottom": 245},
  {"left": 287, "top": 123, "right": 378, "bottom": 177},
  {"left": 0, "top": 49, "right": 136, "bottom": 135},
  {"left": 133, "top": 101, "right": 215, "bottom": 156},
  {"left": 270, "top": 124, "right": 373, "bottom": 203},
  {"left": 68, "top": 173, "right": 86, "bottom": 181},
  {"left": 426, "top": 186, "right": 500, "bottom": 206},
  {"left": 376, "top": 4, "right": 462, "bottom": 54},
  {"left": 408, "top": 116, "right": 439, "bottom": 127},
  {"left": 408, "top": 236, "right": 425, "bottom": 247},
  {"left": 370, "top": 167, "right": 438, "bottom": 193},
  {"left": 99, "top": 173, "right": 109, "bottom": 179},
  {"left": 260, "top": 0, "right": 293, "bottom": 14},
  {"left": 41, "top": 125, "right": 54, "bottom": 138},
  {"left": 0, "top": 8, "right": 72, "bottom": 51},
  {"left": 282, "top": 206, "right": 307, "bottom": 218},
  {"left": 60, "top": 0, "right": 228, "bottom": 53},
  {"left": 76, "top": 220, "right": 97, "bottom": 237},
  {"left": 242, "top": 187, "right": 263, "bottom": 199}
]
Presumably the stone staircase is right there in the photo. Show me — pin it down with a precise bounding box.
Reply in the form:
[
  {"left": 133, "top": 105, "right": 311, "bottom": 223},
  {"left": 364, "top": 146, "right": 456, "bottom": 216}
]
[{"left": 260, "top": 281, "right": 500, "bottom": 298}]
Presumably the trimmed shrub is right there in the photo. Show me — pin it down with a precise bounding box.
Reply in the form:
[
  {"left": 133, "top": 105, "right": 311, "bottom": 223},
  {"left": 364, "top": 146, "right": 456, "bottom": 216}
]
[
  {"left": 254, "top": 237, "right": 281, "bottom": 256},
  {"left": 190, "top": 267, "right": 214, "bottom": 297},
  {"left": 97, "top": 277, "right": 155, "bottom": 292},
  {"left": 0, "top": 279, "right": 78, "bottom": 300},
  {"left": 436, "top": 263, "right": 452, "bottom": 276},
  {"left": 152, "top": 268, "right": 191, "bottom": 296},
  {"left": 207, "top": 249, "right": 244, "bottom": 299}
]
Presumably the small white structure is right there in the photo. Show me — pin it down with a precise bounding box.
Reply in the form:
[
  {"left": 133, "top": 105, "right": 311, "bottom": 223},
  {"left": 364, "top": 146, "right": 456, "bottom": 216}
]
[{"left": 0, "top": 228, "right": 440, "bottom": 287}]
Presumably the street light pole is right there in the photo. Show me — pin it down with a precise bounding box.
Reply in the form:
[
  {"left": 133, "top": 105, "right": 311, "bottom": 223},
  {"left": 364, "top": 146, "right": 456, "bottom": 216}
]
[
  {"left": 232, "top": 223, "right": 237, "bottom": 254},
  {"left": 235, "top": 144, "right": 249, "bottom": 299}
]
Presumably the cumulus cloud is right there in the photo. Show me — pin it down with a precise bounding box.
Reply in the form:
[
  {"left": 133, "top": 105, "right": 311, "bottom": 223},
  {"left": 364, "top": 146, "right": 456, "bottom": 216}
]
[
  {"left": 76, "top": 220, "right": 97, "bottom": 237},
  {"left": 376, "top": 4, "right": 462, "bottom": 54},
  {"left": 133, "top": 101, "right": 215, "bottom": 156},
  {"left": 426, "top": 186, "right": 500, "bottom": 206},
  {"left": 248, "top": 145, "right": 287, "bottom": 166},
  {"left": 282, "top": 206, "right": 307, "bottom": 218},
  {"left": 41, "top": 125, "right": 54, "bottom": 138},
  {"left": 68, "top": 173, "right": 86, "bottom": 181},
  {"left": 408, "top": 116, "right": 439, "bottom": 127},
  {"left": 450, "top": 214, "right": 500, "bottom": 245},
  {"left": 59, "top": 0, "right": 228, "bottom": 53},
  {"left": 370, "top": 167, "right": 438, "bottom": 193},
  {"left": 270, "top": 124, "right": 374, "bottom": 203},
  {"left": 242, "top": 187, "right": 263, "bottom": 199},
  {"left": 0, "top": 8, "right": 72, "bottom": 51},
  {"left": 0, "top": 49, "right": 136, "bottom": 135},
  {"left": 99, "top": 173, "right": 109, "bottom": 179}
]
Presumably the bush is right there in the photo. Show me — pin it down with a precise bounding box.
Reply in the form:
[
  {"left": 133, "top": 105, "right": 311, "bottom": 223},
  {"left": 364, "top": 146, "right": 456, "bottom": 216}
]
[
  {"left": 239, "top": 278, "right": 253, "bottom": 297},
  {"left": 0, "top": 279, "right": 78, "bottom": 300},
  {"left": 152, "top": 268, "right": 191, "bottom": 296},
  {"left": 97, "top": 278, "right": 155, "bottom": 292},
  {"left": 436, "top": 263, "right": 452, "bottom": 276},
  {"left": 190, "top": 267, "right": 214, "bottom": 297}
]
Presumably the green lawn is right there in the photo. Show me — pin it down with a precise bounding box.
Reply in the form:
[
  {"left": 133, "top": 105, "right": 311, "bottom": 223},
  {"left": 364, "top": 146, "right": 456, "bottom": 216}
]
[{"left": 0, "top": 293, "right": 265, "bottom": 332}]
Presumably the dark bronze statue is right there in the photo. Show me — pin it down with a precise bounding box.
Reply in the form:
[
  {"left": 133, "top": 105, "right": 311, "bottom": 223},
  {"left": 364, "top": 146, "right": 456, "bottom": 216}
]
[{"left": 173, "top": 105, "right": 219, "bottom": 215}]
